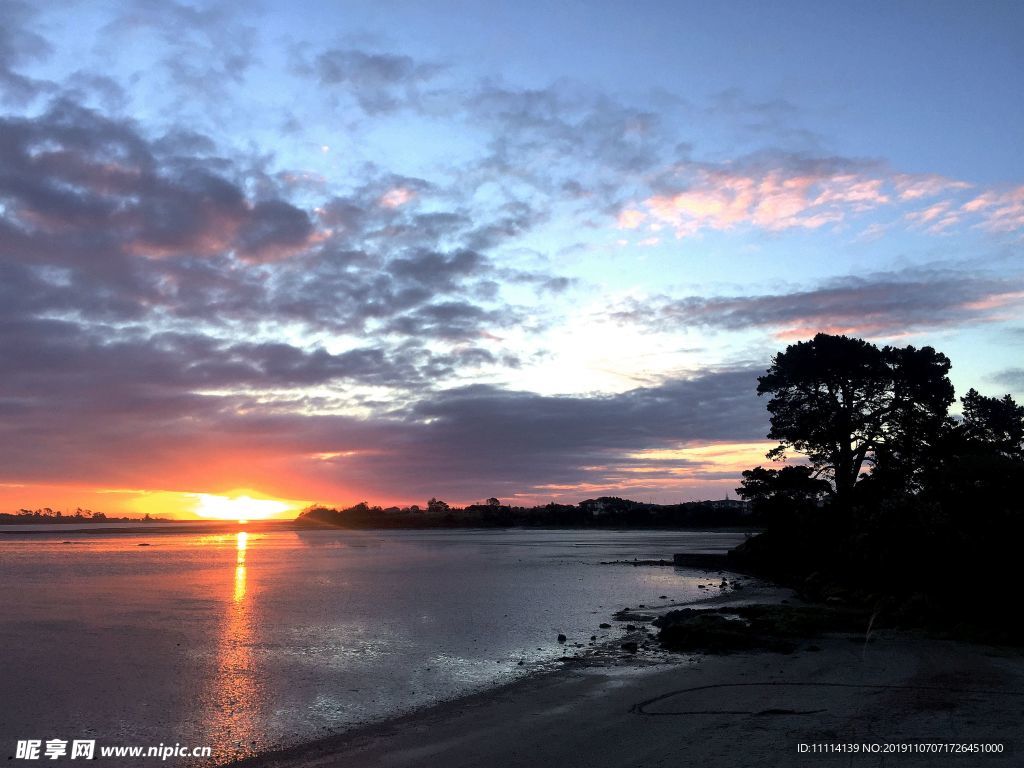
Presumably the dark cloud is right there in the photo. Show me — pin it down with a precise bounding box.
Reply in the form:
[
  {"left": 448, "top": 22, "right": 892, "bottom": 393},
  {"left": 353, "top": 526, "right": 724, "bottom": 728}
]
[
  {"left": 463, "top": 81, "right": 668, "bottom": 213},
  {"left": 98, "top": 0, "right": 257, "bottom": 110},
  {"left": 0, "top": 1, "right": 54, "bottom": 105},
  {"left": 0, "top": 101, "right": 321, "bottom": 294},
  {"left": 0, "top": 97, "right": 517, "bottom": 324},
  {"left": 389, "top": 250, "right": 486, "bottom": 291},
  {"left": 991, "top": 368, "right": 1024, "bottom": 391},
  {"left": 0, "top": 319, "right": 430, "bottom": 396},
  {"left": 0, "top": 348, "right": 766, "bottom": 500},
  {"left": 310, "top": 48, "right": 443, "bottom": 114},
  {"left": 611, "top": 269, "right": 1024, "bottom": 339},
  {"left": 235, "top": 200, "right": 314, "bottom": 263},
  {"left": 703, "top": 89, "right": 826, "bottom": 152},
  {"left": 298, "top": 368, "right": 769, "bottom": 500},
  {"left": 385, "top": 301, "right": 506, "bottom": 341},
  {"left": 0, "top": 86, "right": 569, "bottom": 474}
]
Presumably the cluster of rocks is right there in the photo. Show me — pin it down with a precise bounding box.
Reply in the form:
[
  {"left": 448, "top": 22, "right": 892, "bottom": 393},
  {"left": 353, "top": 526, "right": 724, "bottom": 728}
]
[
  {"left": 652, "top": 603, "right": 872, "bottom": 654},
  {"left": 555, "top": 600, "right": 672, "bottom": 656},
  {"left": 696, "top": 577, "right": 744, "bottom": 591}
]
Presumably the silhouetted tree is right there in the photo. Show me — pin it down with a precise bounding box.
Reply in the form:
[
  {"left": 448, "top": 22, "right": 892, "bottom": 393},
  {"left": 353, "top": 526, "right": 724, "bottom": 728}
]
[
  {"left": 960, "top": 388, "right": 1024, "bottom": 460},
  {"left": 757, "top": 333, "right": 953, "bottom": 503},
  {"left": 737, "top": 466, "right": 831, "bottom": 507},
  {"left": 426, "top": 497, "right": 449, "bottom": 514}
]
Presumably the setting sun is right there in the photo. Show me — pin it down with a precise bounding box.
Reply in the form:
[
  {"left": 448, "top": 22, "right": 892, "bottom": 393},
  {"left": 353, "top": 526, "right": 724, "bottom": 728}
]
[{"left": 192, "top": 492, "right": 295, "bottom": 522}]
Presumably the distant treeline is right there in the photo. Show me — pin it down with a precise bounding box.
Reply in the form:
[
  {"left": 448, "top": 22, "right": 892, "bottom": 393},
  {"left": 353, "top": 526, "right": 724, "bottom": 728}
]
[
  {"left": 297, "top": 495, "right": 752, "bottom": 529},
  {"left": 0, "top": 508, "right": 154, "bottom": 523}
]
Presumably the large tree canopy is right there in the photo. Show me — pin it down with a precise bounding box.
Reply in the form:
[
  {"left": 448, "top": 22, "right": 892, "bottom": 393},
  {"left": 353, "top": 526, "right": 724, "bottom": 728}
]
[{"left": 756, "top": 333, "right": 954, "bottom": 502}]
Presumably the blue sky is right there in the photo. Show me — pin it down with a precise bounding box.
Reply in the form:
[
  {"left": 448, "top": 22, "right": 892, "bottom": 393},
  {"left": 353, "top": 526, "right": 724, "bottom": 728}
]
[{"left": 0, "top": 0, "right": 1021, "bottom": 515}]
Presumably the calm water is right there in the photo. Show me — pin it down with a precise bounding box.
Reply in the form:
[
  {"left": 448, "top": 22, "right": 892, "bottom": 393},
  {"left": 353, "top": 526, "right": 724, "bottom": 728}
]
[{"left": 0, "top": 528, "right": 746, "bottom": 763}]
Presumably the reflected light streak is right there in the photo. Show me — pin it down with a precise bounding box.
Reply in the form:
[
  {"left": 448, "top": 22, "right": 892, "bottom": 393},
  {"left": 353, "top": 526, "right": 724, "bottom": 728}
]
[
  {"left": 234, "top": 532, "right": 247, "bottom": 602},
  {"left": 206, "top": 531, "right": 263, "bottom": 760}
]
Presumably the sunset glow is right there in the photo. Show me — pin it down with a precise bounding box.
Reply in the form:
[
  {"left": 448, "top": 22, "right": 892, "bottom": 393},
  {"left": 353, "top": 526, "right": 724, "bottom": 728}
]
[
  {"left": 0, "top": 2, "right": 1020, "bottom": 515},
  {"left": 193, "top": 494, "right": 297, "bottom": 522}
]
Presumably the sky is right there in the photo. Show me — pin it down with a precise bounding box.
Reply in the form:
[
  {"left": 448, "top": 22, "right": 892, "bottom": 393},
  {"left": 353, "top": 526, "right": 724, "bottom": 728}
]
[{"left": 0, "top": 0, "right": 1022, "bottom": 518}]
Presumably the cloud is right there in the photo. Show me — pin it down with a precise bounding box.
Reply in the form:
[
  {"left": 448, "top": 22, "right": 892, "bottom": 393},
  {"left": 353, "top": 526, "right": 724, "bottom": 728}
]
[
  {"left": 0, "top": 93, "right": 547, "bottom": 338},
  {"left": 0, "top": 99, "right": 316, "bottom": 265},
  {"left": 304, "top": 369, "right": 768, "bottom": 500},
  {"left": 610, "top": 269, "right": 1024, "bottom": 340},
  {"left": 98, "top": 0, "right": 257, "bottom": 111},
  {"left": 961, "top": 186, "right": 1024, "bottom": 233},
  {"left": 905, "top": 201, "right": 961, "bottom": 233},
  {"left": 619, "top": 153, "right": 1024, "bottom": 239},
  {"left": 288, "top": 47, "right": 1024, "bottom": 243},
  {"left": 2, "top": 22, "right": 1019, "bottom": 510},
  {"left": 0, "top": 355, "right": 767, "bottom": 502},
  {"left": 309, "top": 48, "right": 443, "bottom": 114},
  {"left": 0, "top": 1, "right": 54, "bottom": 104},
  {"left": 894, "top": 173, "right": 972, "bottom": 201},
  {"left": 234, "top": 200, "right": 315, "bottom": 263},
  {"left": 991, "top": 368, "right": 1024, "bottom": 391},
  {"left": 626, "top": 153, "right": 892, "bottom": 237}
]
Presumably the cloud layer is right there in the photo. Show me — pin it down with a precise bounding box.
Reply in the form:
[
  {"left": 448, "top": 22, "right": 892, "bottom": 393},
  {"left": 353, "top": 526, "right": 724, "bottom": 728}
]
[
  {"left": 0, "top": 4, "right": 1020, "bottom": 511},
  {"left": 611, "top": 269, "right": 1024, "bottom": 340}
]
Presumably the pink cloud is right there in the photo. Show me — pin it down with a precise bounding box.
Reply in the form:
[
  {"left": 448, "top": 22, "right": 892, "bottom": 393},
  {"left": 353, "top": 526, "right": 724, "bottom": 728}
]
[
  {"left": 625, "top": 163, "right": 1023, "bottom": 239},
  {"left": 616, "top": 208, "right": 646, "bottom": 229},
  {"left": 379, "top": 186, "right": 415, "bottom": 208},
  {"left": 972, "top": 185, "right": 1024, "bottom": 233},
  {"left": 894, "top": 173, "right": 972, "bottom": 201},
  {"left": 639, "top": 166, "right": 893, "bottom": 238},
  {"left": 905, "top": 201, "right": 962, "bottom": 233}
]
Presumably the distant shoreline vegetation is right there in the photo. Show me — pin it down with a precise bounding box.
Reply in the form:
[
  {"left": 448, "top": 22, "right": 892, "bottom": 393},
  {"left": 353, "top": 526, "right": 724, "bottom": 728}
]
[
  {"left": 297, "top": 496, "right": 753, "bottom": 529},
  {"left": 0, "top": 508, "right": 163, "bottom": 524}
]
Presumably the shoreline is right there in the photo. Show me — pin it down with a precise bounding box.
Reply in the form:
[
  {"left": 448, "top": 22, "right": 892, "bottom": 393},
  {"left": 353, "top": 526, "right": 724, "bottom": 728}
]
[
  {"left": 221, "top": 628, "right": 1024, "bottom": 768},
  {"left": 222, "top": 628, "right": 1024, "bottom": 768},
  {"left": 0, "top": 523, "right": 759, "bottom": 535},
  {"left": 217, "top": 579, "right": 1024, "bottom": 768},
  {"left": 212, "top": 581, "right": 787, "bottom": 766}
]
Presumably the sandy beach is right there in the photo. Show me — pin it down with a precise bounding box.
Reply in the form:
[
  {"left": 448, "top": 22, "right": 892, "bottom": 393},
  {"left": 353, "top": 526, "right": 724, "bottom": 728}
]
[{"left": 227, "top": 628, "right": 1024, "bottom": 768}]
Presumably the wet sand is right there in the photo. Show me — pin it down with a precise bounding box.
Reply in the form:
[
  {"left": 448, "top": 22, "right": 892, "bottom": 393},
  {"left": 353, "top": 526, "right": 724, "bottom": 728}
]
[{"left": 227, "top": 630, "right": 1024, "bottom": 768}]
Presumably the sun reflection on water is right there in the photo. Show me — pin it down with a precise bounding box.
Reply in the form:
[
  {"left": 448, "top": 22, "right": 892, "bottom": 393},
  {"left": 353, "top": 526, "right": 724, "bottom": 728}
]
[
  {"left": 207, "top": 531, "right": 263, "bottom": 760},
  {"left": 233, "top": 532, "right": 247, "bottom": 602}
]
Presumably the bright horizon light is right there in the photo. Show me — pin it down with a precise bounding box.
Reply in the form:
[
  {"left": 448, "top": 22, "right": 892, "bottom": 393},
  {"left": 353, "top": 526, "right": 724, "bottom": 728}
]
[{"left": 192, "top": 493, "right": 295, "bottom": 522}]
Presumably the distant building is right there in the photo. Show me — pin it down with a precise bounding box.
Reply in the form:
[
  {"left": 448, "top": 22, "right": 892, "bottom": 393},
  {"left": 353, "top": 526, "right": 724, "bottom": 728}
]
[{"left": 708, "top": 494, "right": 751, "bottom": 514}]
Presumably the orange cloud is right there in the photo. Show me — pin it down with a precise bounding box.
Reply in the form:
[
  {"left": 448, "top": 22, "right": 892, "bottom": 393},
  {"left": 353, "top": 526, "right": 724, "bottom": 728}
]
[{"left": 616, "top": 208, "right": 646, "bottom": 229}]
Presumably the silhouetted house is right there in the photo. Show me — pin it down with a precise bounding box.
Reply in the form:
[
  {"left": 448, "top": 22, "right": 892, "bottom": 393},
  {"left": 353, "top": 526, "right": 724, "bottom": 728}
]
[{"left": 709, "top": 495, "right": 751, "bottom": 514}]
